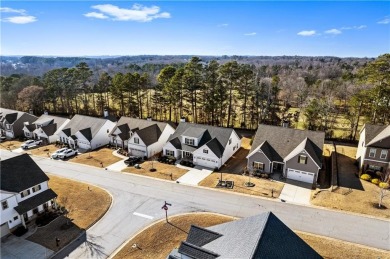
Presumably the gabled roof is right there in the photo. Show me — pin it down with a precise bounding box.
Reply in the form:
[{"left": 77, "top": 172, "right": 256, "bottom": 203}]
[
  {"left": 260, "top": 141, "right": 282, "bottom": 162},
  {"left": 1, "top": 154, "right": 49, "bottom": 192},
  {"left": 5, "top": 113, "right": 18, "bottom": 124},
  {"left": 186, "top": 225, "right": 222, "bottom": 247},
  {"left": 109, "top": 117, "right": 169, "bottom": 136},
  {"left": 283, "top": 138, "right": 322, "bottom": 167},
  {"left": 24, "top": 124, "right": 36, "bottom": 132},
  {"left": 167, "top": 122, "right": 237, "bottom": 152},
  {"left": 79, "top": 128, "right": 93, "bottom": 141},
  {"left": 134, "top": 124, "right": 162, "bottom": 146},
  {"left": 365, "top": 124, "right": 390, "bottom": 147},
  {"left": 117, "top": 124, "right": 130, "bottom": 140},
  {"left": 34, "top": 114, "right": 68, "bottom": 127},
  {"left": 182, "top": 127, "right": 207, "bottom": 139},
  {"left": 250, "top": 124, "right": 324, "bottom": 164},
  {"left": 61, "top": 115, "right": 108, "bottom": 140},
  {"left": 0, "top": 108, "right": 37, "bottom": 124},
  {"left": 40, "top": 123, "right": 58, "bottom": 136},
  {"left": 205, "top": 138, "right": 225, "bottom": 158},
  {"left": 169, "top": 137, "right": 182, "bottom": 149},
  {"left": 14, "top": 189, "right": 57, "bottom": 214},
  {"left": 178, "top": 242, "right": 219, "bottom": 259},
  {"left": 174, "top": 212, "right": 321, "bottom": 259}
]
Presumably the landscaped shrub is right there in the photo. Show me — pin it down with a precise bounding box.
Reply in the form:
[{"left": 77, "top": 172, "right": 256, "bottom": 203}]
[
  {"left": 360, "top": 174, "right": 371, "bottom": 181},
  {"left": 379, "top": 182, "right": 389, "bottom": 189},
  {"left": 371, "top": 178, "right": 380, "bottom": 185}
]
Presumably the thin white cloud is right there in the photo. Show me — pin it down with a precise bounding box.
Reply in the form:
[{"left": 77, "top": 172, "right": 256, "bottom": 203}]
[
  {"left": 84, "top": 12, "right": 109, "bottom": 19},
  {"left": 0, "top": 7, "right": 26, "bottom": 14},
  {"left": 86, "top": 3, "right": 171, "bottom": 22},
  {"left": 341, "top": 25, "right": 367, "bottom": 30},
  {"left": 378, "top": 17, "right": 390, "bottom": 24},
  {"left": 217, "top": 23, "right": 228, "bottom": 27},
  {"left": 2, "top": 15, "right": 37, "bottom": 24},
  {"left": 325, "top": 29, "right": 342, "bottom": 35},
  {"left": 244, "top": 32, "right": 256, "bottom": 36},
  {"left": 297, "top": 30, "right": 316, "bottom": 36}
]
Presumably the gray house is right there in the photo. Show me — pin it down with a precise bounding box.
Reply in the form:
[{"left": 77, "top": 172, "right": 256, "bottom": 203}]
[
  {"left": 168, "top": 211, "right": 321, "bottom": 259},
  {"left": 0, "top": 108, "right": 37, "bottom": 139},
  {"left": 247, "top": 124, "right": 324, "bottom": 185}
]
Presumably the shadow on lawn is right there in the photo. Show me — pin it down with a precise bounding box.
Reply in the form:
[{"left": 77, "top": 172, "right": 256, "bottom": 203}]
[
  {"left": 337, "top": 153, "right": 364, "bottom": 191},
  {"left": 167, "top": 222, "right": 188, "bottom": 234}
]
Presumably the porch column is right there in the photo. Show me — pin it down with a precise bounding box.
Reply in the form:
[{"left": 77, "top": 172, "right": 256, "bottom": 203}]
[{"left": 20, "top": 214, "right": 26, "bottom": 228}]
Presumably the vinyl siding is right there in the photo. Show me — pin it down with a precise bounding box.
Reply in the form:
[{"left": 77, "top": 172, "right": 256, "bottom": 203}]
[{"left": 247, "top": 151, "right": 272, "bottom": 173}]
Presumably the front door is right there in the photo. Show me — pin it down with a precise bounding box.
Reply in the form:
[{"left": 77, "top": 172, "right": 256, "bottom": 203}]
[
  {"left": 183, "top": 151, "right": 193, "bottom": 160},
  {"left": 23, "top": 213, "right": 28, "bottom": 222},
  {"left": 272, "top": 162, "right": 284, "bottom": 173}
]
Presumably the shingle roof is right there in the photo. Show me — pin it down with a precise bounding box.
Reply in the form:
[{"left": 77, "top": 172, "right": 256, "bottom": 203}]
[
  {"left": 205, "top": 138, "right": 225, "bottom": 158},
  {"left": 135, "top": 124, "right": 162, "bottom": 146},
  {"left": 116, "top": 124, "right": 130, "bottom": 140},
  {"left": 79, "top": 128, "right": 93, "bottom": 141},
  {"left": 5, "top": 113, "right": 18, "bottom": 124},
  {"left": 109, "top": 117, "right": 168, "bottom": 136},
  {"left": 61, "top": 115, "right": 108, "bottom": 140},
  {"left": 182, "top": 127, "right": 207, "bottom": 139},
  {"left": 178, "top": 242, "right": 219, "bottom": 259},
  {"left": 34, "top": 114, "right": 68, "bottom": 128},
  {"left": 250, "top": 124, "right": 324, "bottom": 164},
  {"left": 25, "top": 124, "right": 36, "bottom": 132},
  {"left": 1, "top": 154, "right": 50, "bottom": 192},
  {"left": 41, "top": 123, "right": 58, "bottom": 136},
  {"left": 364, "top": 124, "right": 390, "bottom": 147},
  {"left": 260, "top": 141, "right": 282, "bottom": 162},
  {"left": 0, "top": 108, "right": 37, "bottom": 125},
  {"left": 186, "top": 225, "right": 222, "bottom": 247},
  {"left": 167, "top": 122, "right": 237, "bottom": 154},
  {"left": 363, "top": 124, "right": 388, "bottom": 145},
  {"left": 169, "top": 137, "right": 182, "bottom": 149},
  {"left": 14, "top": 189, "right": 57, "bottom": 214}
]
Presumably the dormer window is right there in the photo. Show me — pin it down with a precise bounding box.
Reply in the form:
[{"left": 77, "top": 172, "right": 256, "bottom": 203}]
[
  {"left": 229, "top": 138, "right": 232, "bottom": 145},
  {"left": 134, "top": 137, "right": 139, "bottom": 144},
  {"left": 185, "top": 138, "right": 194, "bottom": 146},
  {"left": 2, "top": 201, "right": 8, "bottom": 210},
  {"left": 298, "top": 155, "right": 307, "bottom": 164},
  {"left": 20, "top": 189, "right": 31, "bottom": 198},
  {"left": 203, "top": 149, "right": 208, "bottom": 154}
]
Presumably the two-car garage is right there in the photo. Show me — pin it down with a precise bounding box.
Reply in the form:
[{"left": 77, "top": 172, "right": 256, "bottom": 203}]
[{"left": 287, "top": 168, "right": 315, "bottom": 184}]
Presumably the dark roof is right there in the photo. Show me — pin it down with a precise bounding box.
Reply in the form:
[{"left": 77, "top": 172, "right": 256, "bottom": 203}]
[
  {"left": 250, "top": 124, "right": 324, "bottom": 164},
  {"left": 5, "top": 113, "right": 18, "bottom": 124},
  {"left": 41, "top": 123, "right": 58, "bottom": 136},
  {"left": 260, "top": 141, "right": 282, "bottom": 162},
  {"left": 71, "top": 135, "right": 77, "bottom": 140},
  {"left": 14, "top": 189, "right": 57, "bottom": 214},
  {"left": 34, "top": 115, "right": 68, "bottom": 128},
  {"left": 117, "top": 124, "right": 130, "bottom": 138},
  {"left": 61, "top": 115, "right": 109, "bottom": 139},
  {"left": 135, "top": 124, "right": 162, "bottom": 146},
  {"left": 1, "top": 154, "right": 50, "bottom": 192},
  {"left": 363, "top": 124, "right": 388, "bottom": 144},
  {"left": 303, "top": 138, "right": 322, "bottom": 166},
  {"left": 104, "top": 114, "right": 118, "bottom": 122},
  {"left": 167, "top": 122, "right": 237, "bottom": 152},
  {"left": 169, "top": 137, "right": 182, "bottom": 149},
  {"left": 109, "top": 116, "right": 169, "bottom": 136},
  {"left": 79, "top": 128, "right": 93, "bottom": 141},
  {"left": 186, "top": 225, "right": 222, "bottom": 247},
  {"left": 63, "top": 128, "right": 71, "bottom": 137},
  {"left": 0, "top": 108, "right": 37, "bottom": 125},
  {"left": 363, "top": 124, "right": 390, "bottom": 148},
  {"left": 25, "top": 124, "right": 36, "bottom": 132},
  {"left": 178, "top": 242, "right": 219, "bottom": 259},
  {"left": 205, "top": 138, "right": 225, "bottom": 158}
]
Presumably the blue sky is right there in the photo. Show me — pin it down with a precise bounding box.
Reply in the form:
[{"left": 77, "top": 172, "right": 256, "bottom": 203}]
[{"left": 1, "top": 1, "right": 389, "bottom": 57}]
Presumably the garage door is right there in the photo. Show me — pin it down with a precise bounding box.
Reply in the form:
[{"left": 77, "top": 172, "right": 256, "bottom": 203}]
[
  {"left": 287, "top": 168, "right": 315, "bottom": 183},
  {"left": 77, "top": 141, "right": 91, "bottom": 150},
  {"left": 130, "top": 148, "right": 146, "bottom": 158},
  {"left": 195, "top": 156, "right": 218, "bottom": 169},
  {"left": 1, "top": 223, "right": 10, "bottom": 238}
]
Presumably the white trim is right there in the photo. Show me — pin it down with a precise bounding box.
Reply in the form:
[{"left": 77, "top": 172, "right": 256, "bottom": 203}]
[
  {"left": 380, "top": 150, "right": 388, "bottom": 160},
  {"left": 363, "top": 158, "right": 389, "bottom": 164},
  {"left": 246, "top": 141, "right": 271, "bottom": 163}
]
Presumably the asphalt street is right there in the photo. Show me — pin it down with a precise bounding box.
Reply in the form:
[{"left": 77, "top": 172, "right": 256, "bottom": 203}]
[{"left": 1, "top": 151, "right": 389, "bottom": 258}]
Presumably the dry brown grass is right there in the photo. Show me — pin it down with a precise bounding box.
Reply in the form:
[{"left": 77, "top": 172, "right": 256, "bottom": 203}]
[
  {"left": 122, "top": 161, "right": 188, "bottom": 181},
  {"left": 48, "top": 174, "right": 112, "bottom": 229},
  {"left": 199, "top": 172, "right": 284, "bottom": 198},
  {"left": 241, "top": 137, "right": 252, "bottom": 150},
  {"left": 113, "top": 213, "right": 234, "bottom": 259},
  {"left": 28, "top": 144, "right": 59, "bottom": 157},
  {"left": 296, "top": 231, "right": 390, "bottom": 259},
  {"left": 69, "top": 148, "right": 122, "bottom": 168},
  {"left": 0, "top": 140, "right": 24, "bottom": 150},
  {"left": 113, "top": 213, "right": 389, "bottom": 259}
]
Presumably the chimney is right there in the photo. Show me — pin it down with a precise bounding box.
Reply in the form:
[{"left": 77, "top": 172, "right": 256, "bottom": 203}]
[
  {"left": 282, "top": 120, "right": 289, "bottom": 128},
  {"left": 104, "top": 109, "right": 109, "bottom": 118},
  {"left": 44, "top": 110, "right": 48, "bottom": 115},
  {"left": 146, "top": 117, "right": 152, "bottom": 121},
  {"left": 29, "top": 109, "right": 33, "bottom": 115},
  {"left": 180, "top": 117, "right": 186, "bottom": 123}
]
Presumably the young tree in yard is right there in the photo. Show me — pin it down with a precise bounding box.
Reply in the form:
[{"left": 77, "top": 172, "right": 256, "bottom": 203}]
[
  {"left": 17, "top": 85, "right": 46, "bottom": 113},
  {"left": 378, "top": 172, "right": 389, "bottom": 208}
]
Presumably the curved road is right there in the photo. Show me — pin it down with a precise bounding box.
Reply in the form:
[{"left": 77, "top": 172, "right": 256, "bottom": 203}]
[{"left": 1, "top": 151, "right": 389, "bottom": 258}]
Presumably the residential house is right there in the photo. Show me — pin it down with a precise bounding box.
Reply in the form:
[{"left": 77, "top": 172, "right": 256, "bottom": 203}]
[
  {"left": 247, "top": 124, "right": 324, "bottom": 185},
  {"left": 22, "top": 114, "right": 70, "bottom": 144},
  {"left": 109, "top": 117, "right": 175, "bottom": 158},
  {"left": 163, "top": 122, "right": 241, "bottom": 169},
  {"left": 0, "top": 108, "right": 37, "bottom": 139},
  {"left": 168, "top": 211, "right": 321, "bottom": 259},
  {"left": 1, "top": 154, "right": 58, "bottom": 238},
  {"left": 356, "top": 124, "right": 390, "bottom": 177},
  {"left": 57, "top": 115, "right": 116, "bottom": 151}
]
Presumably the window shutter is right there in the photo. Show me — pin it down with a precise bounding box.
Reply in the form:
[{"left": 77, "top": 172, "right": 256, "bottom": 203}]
[
  {"left": 298, "top": 156, "right": 300, "bottom": 163},
  {"left": 305, "top": 156, "right": 308, "bottom": 164},
  {"left": 27, "top": 190, "right": 31, "bottom": 195}
]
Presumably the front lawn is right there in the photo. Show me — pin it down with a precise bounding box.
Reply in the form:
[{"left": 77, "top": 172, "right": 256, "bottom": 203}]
[
  {"left": 122, "top": 161, "right": 188, "bottom": 181},
  {"left": 199, "top": 172, "right": 284, "bottom": 198},
  {"left": 28, "top": 144, "right": 59, "bottom": 157},
  {"left": 69, "top": 148, "right": 122, "bottom": 168},
  {"left": 0, "top": 140, "right": 24, "bottom": 150}
]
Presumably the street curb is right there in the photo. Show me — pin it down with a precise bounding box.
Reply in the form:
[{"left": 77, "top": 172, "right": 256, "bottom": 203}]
[{"left": 108, "top": 212, "right": 237, "bottom": 259}]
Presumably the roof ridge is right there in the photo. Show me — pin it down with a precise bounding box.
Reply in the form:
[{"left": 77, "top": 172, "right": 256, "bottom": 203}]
[{"left": 250, "top": 211, "right": 271, "bottom": 257}]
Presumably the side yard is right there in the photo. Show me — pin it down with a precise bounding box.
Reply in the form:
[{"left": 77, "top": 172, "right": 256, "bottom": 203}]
[{"left": 311, "top": 145, "right": 389, "bottom": 219}]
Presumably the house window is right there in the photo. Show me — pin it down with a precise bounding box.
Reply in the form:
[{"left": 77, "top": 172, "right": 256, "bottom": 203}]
[
  {"left": 13, "top": 216, "right": 18, "bottom": 220},
  {"left": 32, "top": 184, "right": 41, "bottom": 193},
  {"left": 185, "top": 138, "right": 194, "bottom": 146},
  {"left": 298, "top": 155, "right": 307, "bottom": 164},
  {"left": 369, "top": 148, "right": 376, "bottom": 158},
  {"left": 233, "top": 146, "right": 236, "bottom": 151},
  {"left": 32, "top": 208, "right": 39, "bottom": 214},
  {"left": 2, "top": 201, "right": 8, "bottom": 210},
  {"left": 229, "top": 138, "right": 232, "bottom": 145},
  {"left": 253, "top": 162, "right": 265, "bottom": 170},
  {"left": 165, "top": 150, "right": 174, "bottom": 156},
  {"left": 380, "top": 150, "right": 388, "bottom": 160},
  {"left": 25, "top": 132, "right": 30, "bottom": 137},
  {"left": 203, "top": 149, "right": 208, "bottom": 154},
  {"left": 5, "top": 124, "right": 11, "bottom": 130},
  {"left": 134, "top": 137, "right": 139, "bottom": 144},
  {"left": 20, "top": 189, "right": 31, "bottom": 198},
  {"left": 183, "top": 151, "right": 192, "bottom": 157}
]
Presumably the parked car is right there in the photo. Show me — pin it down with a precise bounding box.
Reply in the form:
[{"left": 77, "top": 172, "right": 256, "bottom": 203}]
[
  {"left": 124, "top": 156, "right": 142, "bottom": 166},
  {"left": 57, "top": 149, "right": 77, "bottom": 159},
  {"left": 21, "top": 139, "right": 43, "bottom": 149},
  {"left": 158, "top": 155, "right": 176, "bottom": 164},
  {"left": 51, "top": 148, "right": 68, "bottom": 159}
]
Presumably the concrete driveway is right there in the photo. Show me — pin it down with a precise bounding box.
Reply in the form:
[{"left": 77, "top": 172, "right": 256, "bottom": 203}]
[
  {"left": 176, "top": 167, "right": 213, "bottom": 185},
  {"left": 279, "top": 180, "right": 312, "bottom": 205}
]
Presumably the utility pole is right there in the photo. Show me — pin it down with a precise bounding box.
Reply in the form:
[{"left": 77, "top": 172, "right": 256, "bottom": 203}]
[{"left": 161, "top": 201, "right": 172, "bottom": 222}]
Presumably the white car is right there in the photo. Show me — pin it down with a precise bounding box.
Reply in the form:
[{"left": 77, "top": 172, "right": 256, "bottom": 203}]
[
  {"left": 21, "top": 139, "right": 42, "bottom": 149},
  {"left": 57, "top": 149, "right": 77, "bottom": 159},
  {"left": 51, "top": 148, "right": 68, "bottom": 159}
]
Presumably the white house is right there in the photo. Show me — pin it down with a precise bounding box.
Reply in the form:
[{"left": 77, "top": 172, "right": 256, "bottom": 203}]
[
  {"left": 109, "top": 117, "right": 175, "bottom": 158},
  {"left": 0, "top": 108, "right": 37, "bottom": 139},
  {"left": 162, "top": 122, "right": 241, "bottom": 169},
  {"left": 1, "top": 154, "right": 57, "bottom": 238},
  {"left": 57, "top": 115, "right": 116, "bottom": 151},
  {"left": 22, "top": 114, "right": 70, "bottom": 144}
]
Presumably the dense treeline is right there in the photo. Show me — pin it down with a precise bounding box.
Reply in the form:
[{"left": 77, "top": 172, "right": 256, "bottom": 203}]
[{"left": 0, "top": 54, "right": 389, "bottom": 140}]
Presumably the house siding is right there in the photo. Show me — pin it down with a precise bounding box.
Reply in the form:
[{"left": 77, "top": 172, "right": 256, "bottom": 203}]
[
  {"left": 363, "top": 145, "right": 390, "bottom": 174},
  {"left": 285, "top": 151, "right": 319, "bottom": 179},
  {"left": 90, "top": 120, "right": 116, "bottom": 150},
  {"left": 221, "top": 131, "right": 242, "bottom": 166},
  {"left": 193, "top": 145, "right": 221, "bottom": 168},
  {"left": 163, "top": 142, "right": 180, "bottom": 159},
  {"left": 128, "top": 132, "right": 147, "bottom": 157},
  {"left": 247, "top": 151, "right": 271, "bottom": 173}
]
